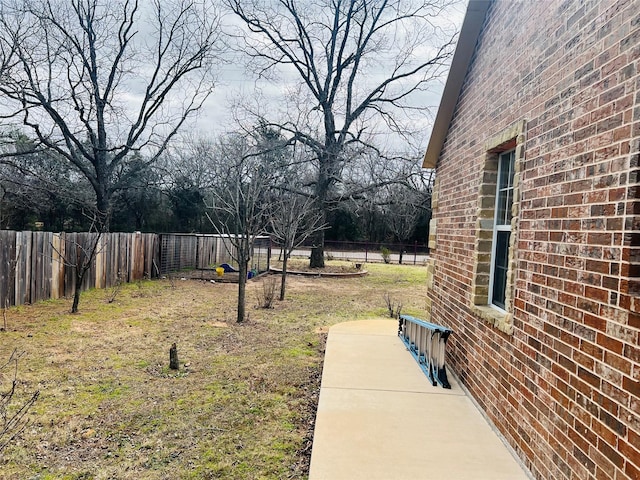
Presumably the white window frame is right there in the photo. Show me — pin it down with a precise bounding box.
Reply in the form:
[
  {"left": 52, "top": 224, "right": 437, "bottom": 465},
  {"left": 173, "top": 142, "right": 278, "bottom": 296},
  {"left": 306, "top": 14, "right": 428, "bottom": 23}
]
[{"left": 489, "top": 149, "right": 515, "bottom": 311}]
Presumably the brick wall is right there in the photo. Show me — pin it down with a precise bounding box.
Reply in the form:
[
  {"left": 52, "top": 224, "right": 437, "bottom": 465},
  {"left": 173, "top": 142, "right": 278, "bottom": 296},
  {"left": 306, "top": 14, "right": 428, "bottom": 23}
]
[{"left": 430, "top": 0, "right": 640, "bottom": 479}]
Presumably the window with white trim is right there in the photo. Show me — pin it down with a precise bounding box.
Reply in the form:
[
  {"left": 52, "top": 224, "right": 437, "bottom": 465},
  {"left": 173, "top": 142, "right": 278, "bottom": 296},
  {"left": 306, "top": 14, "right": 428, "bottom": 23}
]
[{"left": 490, "top": 150, "right": 515, "bottom": 310}]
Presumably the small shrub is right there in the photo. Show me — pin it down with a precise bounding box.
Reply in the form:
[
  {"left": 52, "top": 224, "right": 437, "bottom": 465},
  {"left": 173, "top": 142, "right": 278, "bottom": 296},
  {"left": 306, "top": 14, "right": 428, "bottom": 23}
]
[
  {"left": 105, "top": 271, "right": 124, "bottom": 304},
  {"left": 383, "top": 292, "right": 402, "bottom": 318},
  {"left": 380, "top": 247, "right": 391, "bottom": 264},
  {"left": 256, "top": 276, "right": 278, "bottom": 309}
]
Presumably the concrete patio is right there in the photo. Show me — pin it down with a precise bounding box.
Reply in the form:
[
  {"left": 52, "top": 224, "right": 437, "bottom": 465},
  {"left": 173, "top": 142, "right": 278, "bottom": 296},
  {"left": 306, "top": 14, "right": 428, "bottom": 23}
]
[{"left": 308, "top": 319, "right": 533, "bottom": 480}]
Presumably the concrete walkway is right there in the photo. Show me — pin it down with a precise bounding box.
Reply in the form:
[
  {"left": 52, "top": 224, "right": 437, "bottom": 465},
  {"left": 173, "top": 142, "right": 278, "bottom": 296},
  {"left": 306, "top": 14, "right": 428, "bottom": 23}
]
[{"left": 308, "top": 319, "right": 532, "bottom": 480}]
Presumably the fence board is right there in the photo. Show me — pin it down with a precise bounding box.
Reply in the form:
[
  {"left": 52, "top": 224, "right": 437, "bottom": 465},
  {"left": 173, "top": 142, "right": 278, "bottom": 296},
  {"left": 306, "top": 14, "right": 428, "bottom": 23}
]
[
  {"left": 95, "top": 235, "right": 105, "bottom": 289},
  {"left": 106, "top": 233, "right": 117, "bottom": 286},
  {"left": 42, "top": 232, "right": 53, "bottom": 301},
  {"left": 85, "top": 233, "right": 98, "bottom": 291},
  {"left": 143, "top": 234, "right": 154, "bottom": 279},
  {"left": 0, "top": 231, "right": 12, "bottom": 307},
  {"left": 0, "top": 231, "right": 7, "bottom": 307},
  {"left": 33, "top": 232, "right": 43, "bottom": 303},
  {"left": 119, "top": 233, "right": 129, "bottom": 282},
  {"left": 7, "top": 232, "right": 17, "bottom": 307},
  {"left": 51, "top": 233, "right": 62, "bottom": 299},
  {"left": 62, "top": 233, "right": 74, "bottom": 298},
  {"left": 23, "top": 232, "right": 33, "bottom": 304},
  {"left": 14, "top": 232, "right": 26, "bottom": 304}
]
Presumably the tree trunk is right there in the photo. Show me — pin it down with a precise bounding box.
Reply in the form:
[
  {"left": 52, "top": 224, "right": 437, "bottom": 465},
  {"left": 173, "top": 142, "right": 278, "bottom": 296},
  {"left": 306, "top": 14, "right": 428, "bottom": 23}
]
[
  {"left": 71, "top": 288, "right": 82, "bottom": 314},
  {"left": 71, "top": 242, "right": 88, "bottom": 314},
  {"left": 309, "top": 229, "right": 325, "bottom": 268},
  {"left": 237, "top": 260, "right": 247, "bottom": 323},
  {"left": 95, "top": 186, "right": 112, "bottom": 233},
  {"left": 279, "top": 253, "right": 288, "bottom": 301},
  {"left": 310, "top": 155, "right": 331, "bottom": 269},
  {"left": 399, "top": 247, "right": 404, "bottom": 265},
  {"left": 71, "top": 260, "right": 91, "bottom": 313}
]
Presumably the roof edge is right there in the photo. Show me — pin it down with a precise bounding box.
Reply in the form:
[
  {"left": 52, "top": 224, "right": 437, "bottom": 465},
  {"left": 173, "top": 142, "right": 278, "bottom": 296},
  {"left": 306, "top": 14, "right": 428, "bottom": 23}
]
[{"left": 423, "top": 0, "right": 492, "bottom": 169}]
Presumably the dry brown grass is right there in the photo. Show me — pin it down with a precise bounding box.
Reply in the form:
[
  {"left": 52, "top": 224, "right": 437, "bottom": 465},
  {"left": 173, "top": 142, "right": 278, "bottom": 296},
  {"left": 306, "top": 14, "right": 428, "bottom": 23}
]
[{"left": 0, "top": 263, "right": 429, "bottom": 479}]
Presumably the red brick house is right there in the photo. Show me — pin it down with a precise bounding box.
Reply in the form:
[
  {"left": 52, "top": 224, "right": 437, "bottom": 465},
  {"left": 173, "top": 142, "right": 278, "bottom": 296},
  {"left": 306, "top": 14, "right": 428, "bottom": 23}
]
[{"left": 423, "top": 0, "right": 639, "bottom": 479}]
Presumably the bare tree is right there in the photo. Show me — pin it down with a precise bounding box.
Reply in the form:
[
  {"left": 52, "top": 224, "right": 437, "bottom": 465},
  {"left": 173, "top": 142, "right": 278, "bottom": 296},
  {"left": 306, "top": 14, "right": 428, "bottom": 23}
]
[
  {"left": 269, "top": 192, "right": 326, "bottom": 300},
  {"left": 227, "top": 0, "right": 457, "bottom": 267},
  {"left": 206, "top": 131, "right": 274, "bottom": 323},
  {"left": 380, "top": 165, "right": 433, "bottom": 263},
  {"left": 0, "top": 0, "right": 221, "bottom": 231}
]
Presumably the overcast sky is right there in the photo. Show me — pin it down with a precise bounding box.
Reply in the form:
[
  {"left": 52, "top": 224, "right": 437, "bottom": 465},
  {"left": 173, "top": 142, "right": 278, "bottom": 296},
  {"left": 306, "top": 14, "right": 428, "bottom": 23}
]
[
  {"left": 0, "top": 0, "right": 468, "bottom": 155},
  {"left": 189, "top": 0, "right": 468, "bottom": 151}
]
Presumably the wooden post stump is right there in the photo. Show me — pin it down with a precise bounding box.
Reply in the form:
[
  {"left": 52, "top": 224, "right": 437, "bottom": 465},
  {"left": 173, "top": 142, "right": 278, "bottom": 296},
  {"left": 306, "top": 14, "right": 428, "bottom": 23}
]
[{"left": 169, "top": 343, "right": 179, "bottom": 370}]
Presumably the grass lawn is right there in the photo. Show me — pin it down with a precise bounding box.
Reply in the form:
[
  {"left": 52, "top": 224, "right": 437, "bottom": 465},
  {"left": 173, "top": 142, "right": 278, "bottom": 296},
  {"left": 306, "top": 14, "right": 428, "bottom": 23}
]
[{"left": 0, "top": 261, "right": 429, "bottom": 479}]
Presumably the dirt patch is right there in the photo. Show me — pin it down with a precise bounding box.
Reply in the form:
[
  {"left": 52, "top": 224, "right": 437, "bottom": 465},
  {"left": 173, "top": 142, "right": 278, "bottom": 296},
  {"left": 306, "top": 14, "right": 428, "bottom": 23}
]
[{"left": 273, "top": 258, "right": 364, "bottom": 274}]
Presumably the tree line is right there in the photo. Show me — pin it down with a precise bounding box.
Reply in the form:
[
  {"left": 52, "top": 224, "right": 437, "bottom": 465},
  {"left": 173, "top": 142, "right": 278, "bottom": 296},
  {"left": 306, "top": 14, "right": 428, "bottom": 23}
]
[{"left": 0, "top": 129, "right": 433, "bottom": 243}]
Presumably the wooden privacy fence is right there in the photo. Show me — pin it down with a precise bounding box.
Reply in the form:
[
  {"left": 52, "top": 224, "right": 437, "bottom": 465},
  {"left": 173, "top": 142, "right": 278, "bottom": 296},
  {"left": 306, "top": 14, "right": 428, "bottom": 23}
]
[
  {"left": 0, "top": 231, "right": 272, "bottom": 308},
  {"left": 0, "top": 231, "right": 159, "bottom": 308}
]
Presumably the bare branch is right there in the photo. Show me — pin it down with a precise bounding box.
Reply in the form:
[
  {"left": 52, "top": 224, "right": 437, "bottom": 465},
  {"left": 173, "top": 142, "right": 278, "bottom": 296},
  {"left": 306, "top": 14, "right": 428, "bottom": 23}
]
[
  {"left": 0, "top": 349, "right": 40, "bottom": 453},
  {"left": 0, "top": 0, "right": 222, "bottom": 228}
]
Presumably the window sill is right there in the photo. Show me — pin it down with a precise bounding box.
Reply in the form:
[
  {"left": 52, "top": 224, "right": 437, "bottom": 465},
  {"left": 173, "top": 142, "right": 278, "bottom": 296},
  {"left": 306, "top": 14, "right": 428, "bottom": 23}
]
[{"left": 470, "top": 304, "right": 513, "bottom": 335}]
